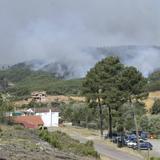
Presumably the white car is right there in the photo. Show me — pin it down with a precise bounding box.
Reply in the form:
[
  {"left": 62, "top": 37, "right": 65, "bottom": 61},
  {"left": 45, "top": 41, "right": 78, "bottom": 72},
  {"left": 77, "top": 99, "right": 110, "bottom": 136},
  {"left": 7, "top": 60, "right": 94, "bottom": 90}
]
[
  {"left": 127, "top": 141, "right": 137, "bottom": 148},
  {"left": 127, "top": 139, "right": 145, "bottom": 148}
]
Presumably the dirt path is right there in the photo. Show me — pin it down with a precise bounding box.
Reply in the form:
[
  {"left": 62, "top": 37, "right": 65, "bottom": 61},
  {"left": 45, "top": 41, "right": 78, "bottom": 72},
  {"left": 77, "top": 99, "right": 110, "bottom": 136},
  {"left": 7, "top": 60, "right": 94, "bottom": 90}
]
[{"left": 50, "top": 127, "right": 144, "bottom": 160}]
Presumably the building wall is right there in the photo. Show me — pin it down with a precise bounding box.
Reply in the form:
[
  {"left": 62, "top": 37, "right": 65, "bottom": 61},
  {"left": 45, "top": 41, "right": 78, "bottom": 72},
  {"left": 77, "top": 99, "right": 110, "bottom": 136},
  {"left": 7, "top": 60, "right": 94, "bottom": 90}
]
[{"left": 36, "top": 111, "right": 59, "bottom": 127}]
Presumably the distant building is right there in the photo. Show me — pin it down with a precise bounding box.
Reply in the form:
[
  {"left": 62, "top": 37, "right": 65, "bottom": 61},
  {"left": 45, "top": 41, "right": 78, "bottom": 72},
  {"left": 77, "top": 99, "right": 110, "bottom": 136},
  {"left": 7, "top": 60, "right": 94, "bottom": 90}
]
[
  {"left": 10, "top": 106, "right": 59, "bottom": 128},
  {"left": 35, "top": 108, "right": 59, "bottom": 127},
  {"left": 31, "top": 91, "right": 47, "bottom": 102}
]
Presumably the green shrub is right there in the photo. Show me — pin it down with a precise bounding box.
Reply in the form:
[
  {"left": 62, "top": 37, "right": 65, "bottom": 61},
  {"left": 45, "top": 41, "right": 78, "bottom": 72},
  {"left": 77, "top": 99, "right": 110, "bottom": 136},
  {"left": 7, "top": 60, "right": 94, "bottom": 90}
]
[
  {"left": 39, "top": 130, "right": 49, "bottom": 141},
  {"left": 82, "top": 146, "right": 100, "bottom": 158},
  {"left": 50, "top": 136, "right": 62, "bottom": 149},
  {"left": 14, "top": 125, "right": 24, "bottom": 130},
  {"left": 150, "top": 157, "right": 160, "bottom": 160},
  {"left": 38, "top": 130, "right": 99, "bottom": 158},
  {"left": 88, "top": 122, "right": 98, "bottom": 129},
  {"left": 80, "top": 121, "right": 87, "bottom": 128},
  {"left": 85, "top": 140, "right": 94, "bottom": 147},
  {"left": 151, "top": 99, "right": 160, "bottom": 114},
  {"left": 0, "top": 127, "right": 2, "bottom": 132}
]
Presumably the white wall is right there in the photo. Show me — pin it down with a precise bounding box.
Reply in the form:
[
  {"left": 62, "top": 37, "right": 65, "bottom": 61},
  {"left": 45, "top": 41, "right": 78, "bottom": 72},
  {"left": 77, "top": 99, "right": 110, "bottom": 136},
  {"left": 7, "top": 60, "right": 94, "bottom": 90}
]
[{"left": 36, "top": 111, "right": 59, "bottom": 127}]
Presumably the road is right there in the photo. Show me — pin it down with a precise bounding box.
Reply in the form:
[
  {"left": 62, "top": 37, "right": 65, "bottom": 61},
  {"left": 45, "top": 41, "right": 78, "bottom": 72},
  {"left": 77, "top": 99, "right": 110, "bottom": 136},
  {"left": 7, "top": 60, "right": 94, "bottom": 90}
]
[
  {"left": 94, "top": 143, "right": 143, "bottom": 160},
  {"left": 51, "top": 127, "right": 144, "bottom": 160},
  {"left": 148, "top": 139, "right": 160, "bottom": 158}
]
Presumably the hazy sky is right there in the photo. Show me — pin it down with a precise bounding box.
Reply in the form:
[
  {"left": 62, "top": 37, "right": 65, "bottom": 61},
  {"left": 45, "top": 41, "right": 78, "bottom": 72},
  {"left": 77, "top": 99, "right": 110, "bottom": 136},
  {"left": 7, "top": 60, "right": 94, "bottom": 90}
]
[{"left": 0, "top": 0, "right": 160, "bottom": 76}]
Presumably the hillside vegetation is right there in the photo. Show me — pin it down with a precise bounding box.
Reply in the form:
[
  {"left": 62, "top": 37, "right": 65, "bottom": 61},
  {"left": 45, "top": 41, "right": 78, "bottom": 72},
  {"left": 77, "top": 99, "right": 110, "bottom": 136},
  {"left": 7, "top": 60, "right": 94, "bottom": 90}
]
[
  {"left": 1, "top": 62, "right": 160, "bottom": 101},
  {"left": 0, "top": 63, "right": 83, "bottom": 99},
  {"left": 144, "top": 91, "right": 160, "bottom": 110},
  {"left": 39, "top": 130, "right": 99, "bottom": 158},
  {"left": 0, "top": 125, "right": 97, "bottom": 160},
  {"left": 147, "top": 70, "right": 160, "bottom": 91}
]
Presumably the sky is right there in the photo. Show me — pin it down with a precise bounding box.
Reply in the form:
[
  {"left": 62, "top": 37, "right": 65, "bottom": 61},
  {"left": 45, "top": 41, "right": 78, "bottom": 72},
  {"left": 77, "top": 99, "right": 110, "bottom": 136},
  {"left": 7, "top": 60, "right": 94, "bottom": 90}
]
[{"left": 0, "top": 0, "right": 160, "bottom": 77}]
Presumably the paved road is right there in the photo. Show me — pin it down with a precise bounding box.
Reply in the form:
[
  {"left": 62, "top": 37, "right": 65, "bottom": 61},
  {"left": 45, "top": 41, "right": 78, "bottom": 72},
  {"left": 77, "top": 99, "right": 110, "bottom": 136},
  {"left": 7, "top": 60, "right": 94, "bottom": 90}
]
[
  {"left": 94, "top": 142, "right": 143, "bottom": 160},
  {"left": 69, "top": 132, "right": 144, "bottom": 160},
  {"left": 148, "top": 139, "right": 160, "bottom": 157}
]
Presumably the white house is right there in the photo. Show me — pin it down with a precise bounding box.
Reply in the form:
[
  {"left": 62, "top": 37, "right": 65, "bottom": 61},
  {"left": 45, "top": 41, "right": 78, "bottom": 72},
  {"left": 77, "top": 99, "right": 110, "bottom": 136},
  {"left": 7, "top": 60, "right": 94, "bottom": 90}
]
[{"left": 35, "top": 109, "right": 59, "bottom": 127}]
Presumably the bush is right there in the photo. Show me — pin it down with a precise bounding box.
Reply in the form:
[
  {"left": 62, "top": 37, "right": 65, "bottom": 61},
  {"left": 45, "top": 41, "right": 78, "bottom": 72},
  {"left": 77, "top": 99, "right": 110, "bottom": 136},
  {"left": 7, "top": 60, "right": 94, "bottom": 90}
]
[
  {"left": 0, "top": 127, "right": 2, "bottom": 132},
  {"left": 88, "top": 122, "right": 98, "bottom": 129},
  {"left": 151, "top": 99, "right": 160, "bottom": 114},
  {"left": 150, "top": 158, "right": 160, "bottom": 160},
  {"left": 80, "top": 121, "right": 87, "bottom": 128},
  {"left": 82, "top": 147, "right": 99, "bottom": 158},
  {"left": 148, "top": 115, "right": 160, "bottom": 135},
  {"left": 85, "top": 140, "right": 94, "bottom": 147},
  {"left": 38, "top": 130, "right": 99, "bottom": 158},
  {"left": 14, "top": 125, "right": 24, "bottom": 130},
  {"left": 50, "top": 135, "right": 62, "bottom": 149},
  {"left": 139, "top": 115, "right": 160, "bottom": 135}
]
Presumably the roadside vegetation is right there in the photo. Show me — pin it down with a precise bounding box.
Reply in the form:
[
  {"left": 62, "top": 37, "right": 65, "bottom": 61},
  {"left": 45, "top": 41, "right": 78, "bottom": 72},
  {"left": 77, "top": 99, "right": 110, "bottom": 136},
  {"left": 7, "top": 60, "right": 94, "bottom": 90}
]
[
  {"left": 39, "top": 130, "right": 100, "bottom": 159},
  {"left": 0, "top": 125, "right": 97, "bottom": 160},
  {"left": 60, "top": 57, "right": 160, "bottom": 139}
]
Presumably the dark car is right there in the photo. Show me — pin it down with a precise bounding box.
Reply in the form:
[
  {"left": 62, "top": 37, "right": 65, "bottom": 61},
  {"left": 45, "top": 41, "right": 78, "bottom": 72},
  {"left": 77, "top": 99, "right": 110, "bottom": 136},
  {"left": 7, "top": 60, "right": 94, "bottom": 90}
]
[
  {"left": 132, "top": 131, "right": 149, "bottom": 140},
  {"left": 133, "top": 142, "right": 153, "bottom": 150}
]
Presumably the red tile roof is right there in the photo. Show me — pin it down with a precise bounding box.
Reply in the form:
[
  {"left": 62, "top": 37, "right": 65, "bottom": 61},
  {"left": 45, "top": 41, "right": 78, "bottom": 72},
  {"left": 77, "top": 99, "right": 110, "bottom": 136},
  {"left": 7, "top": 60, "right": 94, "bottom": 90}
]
[{"left": 14, "top": 116, "right": 43, "bottom": 129}]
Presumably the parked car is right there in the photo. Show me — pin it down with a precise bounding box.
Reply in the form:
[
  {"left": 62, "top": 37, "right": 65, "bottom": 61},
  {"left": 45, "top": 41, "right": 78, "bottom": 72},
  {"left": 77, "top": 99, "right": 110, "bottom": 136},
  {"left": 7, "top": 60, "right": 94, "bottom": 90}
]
[
  {"left": 131, "top": 131, "right": 148, "bottom": 140},
  {"left": 125, "top": 134, "right": 137, "bottom": 147},
  {"left": 133, "top": 142, "right": 153, "bottom": 150},
  {"left": 127, "top": 139, "right": 145, "bottom": 148},
  {"left": 127, "top": 140, "right": 137, "bottom": 148}
]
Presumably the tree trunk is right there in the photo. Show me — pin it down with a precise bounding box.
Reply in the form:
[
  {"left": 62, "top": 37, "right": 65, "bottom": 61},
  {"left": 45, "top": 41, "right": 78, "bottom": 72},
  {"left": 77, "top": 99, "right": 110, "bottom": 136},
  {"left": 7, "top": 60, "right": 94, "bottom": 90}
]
[
  {"left": 108, "top": 105, "right": 112, "bottom": 139},
  {"left": 85, "top": 112, "right": 88, "bottom": 128},
  {"left": 130, "top": 98, "right": 140, "bottom": 150},
  {"left": 134, "top": 113, "right": 140, "bottom": 151},
  {"left": 98, "top": 97, "right": 103, "bottom": 136}
]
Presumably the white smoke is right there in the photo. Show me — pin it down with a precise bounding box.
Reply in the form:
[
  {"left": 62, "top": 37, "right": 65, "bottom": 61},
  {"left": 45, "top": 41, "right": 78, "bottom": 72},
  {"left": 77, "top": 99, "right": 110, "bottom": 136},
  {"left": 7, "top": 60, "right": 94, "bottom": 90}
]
[
  {"left": 0, "top": 0, "right": 160, "bottom": 77},
  {"left": 123, "top": 48, "right": 160, "bottom": 77}
]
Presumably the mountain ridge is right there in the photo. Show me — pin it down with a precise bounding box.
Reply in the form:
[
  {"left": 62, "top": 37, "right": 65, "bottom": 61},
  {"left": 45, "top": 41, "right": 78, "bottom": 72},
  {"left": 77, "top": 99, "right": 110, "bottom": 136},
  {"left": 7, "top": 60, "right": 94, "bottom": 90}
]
[{"left": 2, "top": 45, "right": 160, "bottom": 79}]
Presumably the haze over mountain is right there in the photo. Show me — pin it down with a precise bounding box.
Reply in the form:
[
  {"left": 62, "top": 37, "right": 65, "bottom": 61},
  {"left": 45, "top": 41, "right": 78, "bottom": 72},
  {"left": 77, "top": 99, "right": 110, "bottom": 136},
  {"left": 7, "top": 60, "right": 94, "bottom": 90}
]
[
  {"left": 9, "top": 46, "right": 160, "bottom": 79},
  {"left": 0, "top": 1, "right": 160, "bottom": 78}
]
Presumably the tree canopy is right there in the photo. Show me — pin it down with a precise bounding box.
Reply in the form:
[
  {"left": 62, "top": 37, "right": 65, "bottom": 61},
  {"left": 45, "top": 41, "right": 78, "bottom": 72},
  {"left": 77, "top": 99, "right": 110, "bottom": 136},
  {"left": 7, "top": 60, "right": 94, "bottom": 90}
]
[
  {"left": 0, "top": 93, "right": 13, "bottom": 123},
  {"left": 82, "top": 56, "right": 147, "bottom": 137}
]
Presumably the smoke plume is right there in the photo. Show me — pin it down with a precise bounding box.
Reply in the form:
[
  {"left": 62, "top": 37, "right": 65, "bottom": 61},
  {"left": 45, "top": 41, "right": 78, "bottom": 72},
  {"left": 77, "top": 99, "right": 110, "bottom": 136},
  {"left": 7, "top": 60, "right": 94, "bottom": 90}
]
[{"left": 0, "top": 0, "right": 160, "bottom": 77}]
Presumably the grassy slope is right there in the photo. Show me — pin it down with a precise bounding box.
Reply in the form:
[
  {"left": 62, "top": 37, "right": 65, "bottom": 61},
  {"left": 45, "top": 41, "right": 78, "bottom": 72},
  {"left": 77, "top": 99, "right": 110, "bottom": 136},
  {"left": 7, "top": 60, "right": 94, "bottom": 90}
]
[
  {"left": 0, "top": 125, "right": 97, "bottom": 160},
  {"left": 39, "top": 130, "right": 99, "bottom": 158},
  {"left": 15, "top": 76, "right": 83, "bottom": 95},
  {"left": 144, "top": 91, "right": 160, "bottom": 110}
]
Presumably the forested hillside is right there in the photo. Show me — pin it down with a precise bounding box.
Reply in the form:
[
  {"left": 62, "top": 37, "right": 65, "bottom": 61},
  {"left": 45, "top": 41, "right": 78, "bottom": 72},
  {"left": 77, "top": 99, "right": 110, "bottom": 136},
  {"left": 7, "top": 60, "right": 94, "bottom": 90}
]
[
  {"left": 1, "top": 61, "right": 160, "bottom": 100},
  {"left": 147, "top": 70, "right": 160, "bottom": 91},
  {"left": 0, "top": 63, "right": 83, "bottom": 99}
]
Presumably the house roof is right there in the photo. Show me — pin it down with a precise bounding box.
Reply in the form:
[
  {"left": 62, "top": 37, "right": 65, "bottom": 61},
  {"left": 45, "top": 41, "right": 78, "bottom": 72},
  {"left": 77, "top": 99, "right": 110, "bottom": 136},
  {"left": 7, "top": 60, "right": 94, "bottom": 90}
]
[{"left": 13, "top": 116, "right": 43, "bottom": 128}]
